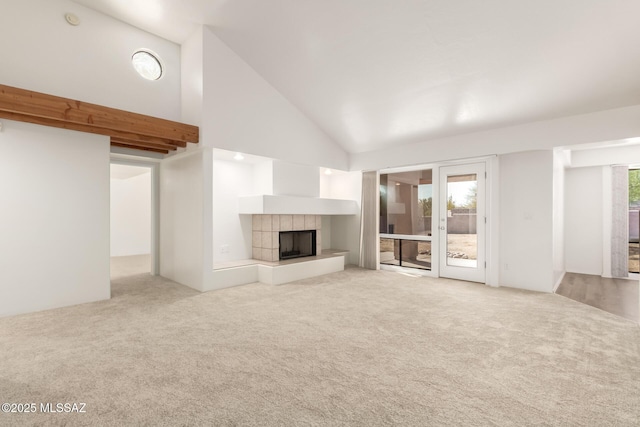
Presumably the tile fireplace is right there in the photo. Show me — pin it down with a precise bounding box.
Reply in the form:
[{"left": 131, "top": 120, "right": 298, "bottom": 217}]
[{"left": 252, "top": 214, "right": 322, "bottom": 262}]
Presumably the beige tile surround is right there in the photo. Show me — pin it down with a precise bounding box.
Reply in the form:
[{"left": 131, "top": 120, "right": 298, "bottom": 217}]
[{"left": 252, "top": 215, "right": 322, "bottom": 262}]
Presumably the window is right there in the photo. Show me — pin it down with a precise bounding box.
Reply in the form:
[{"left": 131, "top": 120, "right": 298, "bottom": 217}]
[
  {"left": 131, "top": 50, "right": 163, "bottom": 81},
  {"left": 380, "top": 170, "right": 432, "bottom": 236}
]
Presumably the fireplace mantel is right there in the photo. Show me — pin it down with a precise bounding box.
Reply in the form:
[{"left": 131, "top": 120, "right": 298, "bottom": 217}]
[{"left": 239, "top": 195, "right": 358, "bottom": 215}]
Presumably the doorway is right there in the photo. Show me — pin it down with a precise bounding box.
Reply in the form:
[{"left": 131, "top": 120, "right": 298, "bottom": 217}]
[
  {"left": 438, "top": 163, "right": 486, "bottom": 283},
  {"left": 110, "top": 161, "right": 158, "bottom": 279},
  {"left": 378, "top": 161, "right": 489, "bottom": 283}
]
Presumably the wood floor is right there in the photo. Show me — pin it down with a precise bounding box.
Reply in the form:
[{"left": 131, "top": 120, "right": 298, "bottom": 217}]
[{"left": 556, "top": 273, "right": 639, "bottom": 323}]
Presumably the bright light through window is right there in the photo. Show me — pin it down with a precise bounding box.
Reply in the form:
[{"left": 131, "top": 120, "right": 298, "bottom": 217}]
[{"left": 132, "top": 50, "right": 163, "bottom": 81}]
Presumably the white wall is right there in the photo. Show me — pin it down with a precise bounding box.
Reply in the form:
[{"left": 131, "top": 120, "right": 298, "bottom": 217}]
[
  {"left": 211, "top": 157, "right": 355, "bottom": 265},
  {"left": 272, "top": 161, "right": 320, "bottom": 197},
  {"left": 499, "top": 151, "right": 554, "bottom": 292},
  {"left": 350, "top": 105, "right": 640, "bottom": 172},
  {"left": 1, "top": 0, "right": 181, "bottom": 121},
  {"left": 564, "top": 143, "right": 640, "bottom": 277},
  {"left": 0, "top": 120, "right": 110, "bottom": 317},
  {"left": 570, "top": 144, "right": 640, "bottom": 168},
  {"left": 201, "top": 26, "right": 348, "bottom": 170},
  {"left": 110, "top": 171, "right": 151, "bottom": 257},
  {"left": 320, "top": 171, "right": 363, "bottom": 265},
  {"left": 321, "top": 216, "right": 332, "bottom": 250},
  {"left": 564, "top": 166, "right": 603, "bottom": 275},
  {"left": 160, "top": 152, "right": 205, "bottom": 291},
  {"left": 253, "top": 160, "right": 274, "bottom": 195},
  {"left": 552, "top": 149, "right": 566, "bottom": 287},
  {"left": 181, "top": 26, "right": 203, "bottom": 127},
  {"left": 212, "top": 159, "right": 254, "bottom": 263}
]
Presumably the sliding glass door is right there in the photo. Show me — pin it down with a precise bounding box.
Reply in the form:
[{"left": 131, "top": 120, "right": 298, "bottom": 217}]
[{"left": 379, "top": 169, "right": 433, "bottom": 271}]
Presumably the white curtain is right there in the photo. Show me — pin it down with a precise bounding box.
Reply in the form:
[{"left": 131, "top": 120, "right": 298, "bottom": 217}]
[
  {"left": 359, "top": 171, "right": 378, "bottom": 269},
  {"left": 611, "top": 165, "right": 628, "bottom": 277}
]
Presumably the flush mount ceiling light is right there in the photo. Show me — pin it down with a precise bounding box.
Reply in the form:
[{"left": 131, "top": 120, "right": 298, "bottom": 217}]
[
  {"left": 233, "top": 153, "right": 245, "bottom": 161},
  {"left": 65, "top": 13, "right": 81, "bottom": 26},
  {"left": 131, "top": 49, "right": 163, "bottom": 81}
]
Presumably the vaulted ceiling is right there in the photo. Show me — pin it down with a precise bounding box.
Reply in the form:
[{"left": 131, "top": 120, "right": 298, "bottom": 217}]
[{"left": 73, "top": 0, "right": 640, "bottom": 154}]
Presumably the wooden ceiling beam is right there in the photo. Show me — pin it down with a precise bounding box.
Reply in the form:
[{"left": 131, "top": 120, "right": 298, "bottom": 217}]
[
  {"left": 109, "top": 134, "right": 186, "bottom": 148},
  {"left": 111, "top": 137, "right": 177, "bottom": 152},
  {"left": 111, "top": 141, "right": 169, "bottom": 154},
  {"left": 0, "top": 84, "right": 199, "bottom": 151},
  {"left": 0, "top": 110, "right": 187, "bottom": 150}
]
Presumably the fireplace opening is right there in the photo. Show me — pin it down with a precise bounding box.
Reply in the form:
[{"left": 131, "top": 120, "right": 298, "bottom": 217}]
[{"left": 279, "top": 230, "right": 317, "bottom": 260}]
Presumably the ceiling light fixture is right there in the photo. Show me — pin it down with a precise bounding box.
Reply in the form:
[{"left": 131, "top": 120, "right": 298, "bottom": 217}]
[
  {"left": 65, "top": 13, "right": 81, "bottom": 26},
  {"left": 131, "top": 49, "right": 163, "bottom": 81},
  {"left": 233, "top": 153, "right": 244, "bottom": 161}
]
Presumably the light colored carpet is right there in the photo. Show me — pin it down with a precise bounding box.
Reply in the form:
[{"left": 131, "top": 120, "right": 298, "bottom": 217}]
[
  {"left": 110, "top": 254, "right": 151, "bottom": 279},
  {"left": 0, "top": 266, "right": 639, "bottom": 426}
]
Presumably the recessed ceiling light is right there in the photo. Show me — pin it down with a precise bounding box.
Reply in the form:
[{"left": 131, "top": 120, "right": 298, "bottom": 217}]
[
  {"left": 132, "top": 49, "right": 163, "bottom": 81},
  {"left": 233, "top": 153, "right": 244, "bottom": 161}
]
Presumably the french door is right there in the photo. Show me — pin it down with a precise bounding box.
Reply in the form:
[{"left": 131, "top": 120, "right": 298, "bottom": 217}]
[{"left": 438, "top": 163, "right": 486, "bottom": 283}]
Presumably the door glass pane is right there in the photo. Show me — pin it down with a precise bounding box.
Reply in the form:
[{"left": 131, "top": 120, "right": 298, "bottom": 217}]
[
  {"left": 401, "top": 240, "right": 431, "bottom": 270},
  {"left": 379, "top": 238, "right": 431, "bottom": 270},
  {"left": 446, "top": 174, "right": 478, "bottom": 268},
  {"left": 380, "top": 238, "right": 400, "bottom": 266},
  {"left": 379, "top": 170, "right": 432, "bottom": 236}
]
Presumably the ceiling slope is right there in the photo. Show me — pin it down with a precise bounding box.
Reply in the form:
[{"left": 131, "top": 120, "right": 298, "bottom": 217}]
[{"left": 73, "top": 0, "right": 640, "bottom": 154}]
